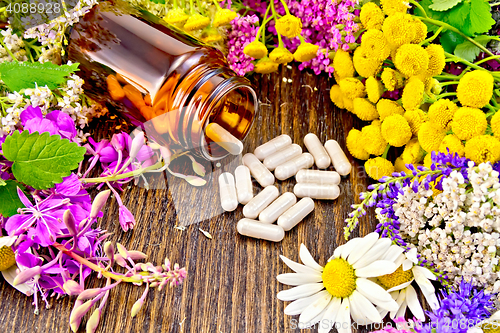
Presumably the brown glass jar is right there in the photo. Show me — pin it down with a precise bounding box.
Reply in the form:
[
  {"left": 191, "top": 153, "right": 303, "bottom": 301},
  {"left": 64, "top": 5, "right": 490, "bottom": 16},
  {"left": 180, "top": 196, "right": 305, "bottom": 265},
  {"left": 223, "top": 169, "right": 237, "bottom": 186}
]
[{"left": 67, "top": 1, "right": 258, "bottom": 160}]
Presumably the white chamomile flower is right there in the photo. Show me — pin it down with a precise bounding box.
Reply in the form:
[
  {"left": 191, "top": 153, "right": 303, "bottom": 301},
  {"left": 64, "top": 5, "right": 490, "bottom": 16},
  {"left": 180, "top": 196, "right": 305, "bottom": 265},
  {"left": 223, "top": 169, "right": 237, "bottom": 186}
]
[
  {"left": 0, "top": 236, "right": 35, "bottom": 296},
  {"left": 376, "top": 247, "right": 439, "bottom": 321},
  {"left": 276, "top": 232, "right": 399, "bottom": 333},
  {"left": 467, "top": 310, "right": 500, "bottom": 333}
]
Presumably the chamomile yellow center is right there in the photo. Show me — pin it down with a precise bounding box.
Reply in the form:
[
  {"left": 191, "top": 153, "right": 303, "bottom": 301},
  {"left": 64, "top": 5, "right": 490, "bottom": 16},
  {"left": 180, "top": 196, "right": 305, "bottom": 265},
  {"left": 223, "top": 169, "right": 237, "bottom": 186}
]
[
  {"left": 378, "top": 265, "right": 413, "bottom": 289},
  {"left": 481, "top": 321, "right": 500, "bottom": 333},
  {"left": 322, "top": 258, "right": 356, "bottom": 298},
  {"left": 0, "top": 246, "right": 16, "bottom": 271}
]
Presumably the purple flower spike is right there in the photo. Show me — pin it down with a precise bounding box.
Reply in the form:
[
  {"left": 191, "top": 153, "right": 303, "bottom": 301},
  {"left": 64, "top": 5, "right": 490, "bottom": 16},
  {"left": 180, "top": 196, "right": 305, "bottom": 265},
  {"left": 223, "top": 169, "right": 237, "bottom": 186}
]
[{"left": 118, "top": 205, "right": 136, "bottom": 232}]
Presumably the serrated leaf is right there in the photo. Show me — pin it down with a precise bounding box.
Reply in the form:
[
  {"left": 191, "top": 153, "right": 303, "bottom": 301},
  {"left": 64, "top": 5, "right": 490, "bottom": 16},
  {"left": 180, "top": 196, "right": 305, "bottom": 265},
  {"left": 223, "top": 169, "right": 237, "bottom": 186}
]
[
  {"left": 187, "top": 155, "right": 206, "bottom": 177},
  {"left": 0, "top": 62, "right": 79, "bottom": 92},
  {"left": 440, "top": 30, "right": 465, "bottom": 53},
  {"left": 454, "top": 35, "right": 491, "bottom": 62},
  {"left": 0, "top": 180, "right": 26, "bottom": 217},
  {"left": 469, "top": 0, "right": 496, "bottom": 35},
  {"left": 429, "top": 0, "right": 462, "bottom": 11},
  {"left": 3, "top": 131, "right": 86, "bottom": 190}
]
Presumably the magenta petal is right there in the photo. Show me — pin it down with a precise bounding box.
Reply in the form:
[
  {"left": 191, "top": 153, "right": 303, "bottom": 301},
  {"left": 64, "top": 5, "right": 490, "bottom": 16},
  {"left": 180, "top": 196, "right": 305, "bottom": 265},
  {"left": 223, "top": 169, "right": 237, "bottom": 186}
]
[
  {"left": 20, "top": 106, "right": 43, "bottom": 126},
  {"left": 55, "top": 173, "right": 81, "bottom": 197},
  {"left": 118, "top": 205, "right": 135, "bottom": 232},
  {"left": 35, "top": 221, "right": 54, "bottom": 246},
  {"left": 46, "top": 111, "right": 77, "bottom": 140},
  {"left": 25, "top": 118, "right": 59, "bottom": 136},
  {"left": 135, "top": 146, "right": 155, "bottom": 162},
  {"left": 5, "top": 214, "right": 31, "bottom": 236},
  {"left": 99, "top": 146, "right": 119, "bottom": 163},
  {"left": 16, "top": 187, "right": 32, "bottom": 208}
]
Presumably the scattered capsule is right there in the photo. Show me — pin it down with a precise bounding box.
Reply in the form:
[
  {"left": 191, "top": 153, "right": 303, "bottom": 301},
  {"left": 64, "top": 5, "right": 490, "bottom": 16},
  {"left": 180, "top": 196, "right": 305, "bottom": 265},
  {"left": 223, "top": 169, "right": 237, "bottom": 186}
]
[
  {"left": 234, "top": 165, "right": 253, "bottom": 205},
  {"left": 304, "top": 133, "right": 331, "bottom": 169},
  {"left": 263, "top": 144, "right": 302, "bottom": 171},
  {"left": 278, "top": 197, "right": 315, "bottom": 231},
  {"left": 324, "top": 140, "right": 352, "bottom": 176},
  {"left": 218, "top": 172, "right": 238, "bottom": 211},
  {"left": 237, "top": 218, "right": 285, "bottom": 242},
  {"left": 295, "top": 169, "right": 340, "bottom": 185},
  {"left": 259, "top": 192, "right": 297, "bottom": 224},
  {"left": 293, "top": 183, "right": 340, "bottom": 200},
  {"left": 205, "top": 123, "right": 243, "bottom": 155},
  {"left": 274, "top": 153, "right": 314, "bottom": 181},
  {"left": 254, "top": 134, "right": 292, "bottom": 160},
  {"left": 242, "top": 153, "right": 275, "bottom": 187},
  {"left": 243, "top": 185, "right": 279, "bottom": 219}
]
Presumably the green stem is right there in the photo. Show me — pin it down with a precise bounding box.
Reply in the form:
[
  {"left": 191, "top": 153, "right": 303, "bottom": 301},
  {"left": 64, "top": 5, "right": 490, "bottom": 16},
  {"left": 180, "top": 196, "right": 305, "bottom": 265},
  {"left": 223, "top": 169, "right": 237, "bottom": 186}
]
[
  {"left": 485, "top": 104, "right": 496, "bottom": 112},
  {"left": 81, "top": 161, "right": 164, "bottom": 184},
  {"left": 435, "top": 92, "right": 457, "bottom": 99},
  {"left": 490, "top": 1, "right": 500, "bottom": 6},
  {"left": 278, "top": 0, "right": 291, "bottom": 15},
  {"left": 420, "top": 26, "right": 443, "bottom": 45},
  {"left": 445, "top": 52, "right": 500, "bottom": 79},
  {"left": 439, "top": 81, "right": 460, "bottom": 86},
  {"left": 212, "top": 0, "right": 221, "bottom": 9},
  {"left": 189, "top": 0, "right": 194, "bottom": 14},
  {"left": 381, "top": 144, "right": 391, "bottom": 159},
  {"left": 474, "top": 55, "right": 500, "bottom": 66},
  {"left": 255, "top": 3, "right": 272, "bottom": 40},
  {"left": 270, "top": 0, "right": 284, "bottom": 47},
  {"left": 0, "top": 39, "right": 18, "bottom": 63}
]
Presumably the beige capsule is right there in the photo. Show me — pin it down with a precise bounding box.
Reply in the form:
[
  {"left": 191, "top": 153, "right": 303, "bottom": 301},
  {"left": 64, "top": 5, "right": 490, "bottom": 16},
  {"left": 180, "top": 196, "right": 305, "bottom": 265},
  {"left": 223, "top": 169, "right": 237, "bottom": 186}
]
[
  {"left": 259, "top": 192, "right": 297, "bottom": 224},
  {"left": 205, "top": 123, "right": 243, "bottom": 155},
  {"left": 243, "top": 185, "right": 279, "bottom": 219},
  {"left": 304, "top": 133, "right": 331, "bottom": 169},
  {"left": 237, "top": 218, "right": 285, "bottom": 242},
  {"left": 274, "top": 153, "right": 314, "bottom": 180},
  {"left": 295, "top": 169, "right": 341, "bottom": 185},
  {"left": 324, "top": 140, "right": 352, "bottom": 176},
  {"left": 293, "top": 183, "right": 340, "bottom": 200},
  {"left": 263, "top": 144, "right": 302, "bottom": 171},
  {"left": 254, "top": 134, "right": 292, "bottom": 160},
  {"left": 218, "top": 172, "right": 238, "bottom": 211},
  {"left": 278, "top": 197, "right": 315, "bottom": 231},
  {"left": 242, "top": 153, "right": 275, "bottom": 187},
  {"left": 234, "top": 165, "right": 254, "bottom": 204}
]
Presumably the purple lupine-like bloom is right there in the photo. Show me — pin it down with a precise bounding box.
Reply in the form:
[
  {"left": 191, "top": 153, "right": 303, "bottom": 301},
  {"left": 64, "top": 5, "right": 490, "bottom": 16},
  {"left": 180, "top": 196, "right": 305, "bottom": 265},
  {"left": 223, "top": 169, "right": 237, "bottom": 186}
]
[{"left": 20, "top": 106, "right": 77, "bottom": 141}]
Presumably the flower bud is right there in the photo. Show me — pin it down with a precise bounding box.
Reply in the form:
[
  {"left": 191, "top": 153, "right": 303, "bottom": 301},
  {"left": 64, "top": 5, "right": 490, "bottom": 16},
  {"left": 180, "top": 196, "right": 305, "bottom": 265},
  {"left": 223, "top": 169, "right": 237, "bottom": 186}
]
[
  {"left": 63, "top": 209, "right": 77, "bottom": 236},
  {"left": 77, "top": 288, "right": 102, "bottom": 301},
  {"left": 70, "top": 300, "right": 93, "bottom": 332},
  {"left": 110, "top": 133, "right": 126, "bottom": 151},
  {"left": 90, "top": 190, "right": 111, "bottom": 219},
  {"left": 63, "top": 280, "right": 83, "bottom": 296},
  {"left": 86, "top": 308, "right": 101, "bottom": 333},
  {"left": 160, "top": 146, "right": 171, "bottom": 165},
  {"left": 118, "top": 205, "right": 136, "bottom": 232},
  {"left": 116, "top": 243, "right": 129, "bottom": 259},
  {"left": 129, "top": 131, "right": 145, "bottom": 160},
  {"left": 130, "top": 298, "right": 144, "bottom": 318},
  {"left": 13, "top": 266, "right": 41, "bottom": 286},
  {"left": 114, "top": 254, "right": 127, "bottom": 267},
  {"left": 104, "top": 241, "right": 114, "bottom": 265},
  {"left": 127, "top": 250, "right": 147, "bottom": 260}
]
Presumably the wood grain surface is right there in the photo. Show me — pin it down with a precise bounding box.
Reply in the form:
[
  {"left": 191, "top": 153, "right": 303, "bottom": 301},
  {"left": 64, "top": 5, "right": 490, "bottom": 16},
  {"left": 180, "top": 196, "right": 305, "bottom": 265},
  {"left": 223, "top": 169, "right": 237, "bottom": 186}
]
[{"left": 0, "top": 65, "right": 377, "bottom": 333}]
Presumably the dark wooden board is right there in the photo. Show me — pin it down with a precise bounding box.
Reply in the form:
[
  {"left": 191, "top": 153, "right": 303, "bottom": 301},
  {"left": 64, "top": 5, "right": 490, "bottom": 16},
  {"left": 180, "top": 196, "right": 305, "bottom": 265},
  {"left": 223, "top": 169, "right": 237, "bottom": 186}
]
[{"left": 0, "top": 64, "right": 377, "bottom": 333}]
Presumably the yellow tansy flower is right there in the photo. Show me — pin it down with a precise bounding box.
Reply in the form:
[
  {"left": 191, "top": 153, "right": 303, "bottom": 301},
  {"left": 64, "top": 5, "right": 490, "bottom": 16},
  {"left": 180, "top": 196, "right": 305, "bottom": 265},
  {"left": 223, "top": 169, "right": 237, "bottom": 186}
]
[
  {"left": 269, "top": 47, "right": 294, "bottom": 64},
  {"left": 402, "top": 76, "right": 424, "bottom": 111},
  {"left": 383, "top": 13, "right": 415, "bottom": 48},
  {"left": 353, "top": 47, "right": 383, "bottom": 78},
  {"left": 377, "top": 99, "right": 405, "bottom": 121},
  {"left": 0, "top": 245, "right": 15, "bottom": 271},
  {"left": 404, "top": 109, "right": 427, "bottom": 135},
  {"left": 360, "top": 2, "right": 385, "bottom": 30},
  {"left": 457, "top": 70, "right": 494, "bottom": 108},
  {"left": 163, "top": 8, "right": 189, "bottom": 24},
  {"left": 381, "top": 114, "right": 412, "bottom": 147},
  {"left": 244, "top": 40, "right": 268, "bottom": 59},
  {"left": 439, "top": 134, "right": 465, "bottom": 157},
  {"left": 339, "top": 77, "right": 366, "bottom": 100},
  {"left": 411, "top": 18, "right": 428, "bottom": 44},
  {"left": 428, "top": 99, "right": 458, "bottom": 130},
  {"left": 254, "top": 57, "right": 279, "bottom": 74},
  {"left": 346, "top": 129, "right": 370, "bottom": 160},
  {"left": 361, "top": 29, "right": 391, "bottom": 61},
  {"left": 418, "top": 122, "right": 446, "bottom": 153},
  {"left": 201, "top": 28, "right": 224, "bottom": 43},
  {"left": 380, "top": 0, "right": 409, "bottom": 15},
  {"left": 395, "top": 44, "right": 429, "bottom": 77},
  {"left": 423, "top": 153, "right": 432, "bottom": 168},
  {"left": 366, "top": 76, "right": 384, "bottom": 103},
  {"left": 491, "top": 112, "right": 500, "bottom": 139},
  {"left": 333, "top": 50, "right": 355, "bottom": 79},
  {"left": 464, "top": 135, "right": 500, "bottom": 164},
  {"left": 353, "top": 98, "right": 379, "bottom": 121},
  {"left": 394, "top": 156, "right": 412, "bottom": 173},
  {"left": 184, "top": 13, "right": 211, "bottom": 31},
  {"left": 401, "top": 138, "right": 424, "bottom": 164},
  {"left": 330, "top": 84, "right": 345, "bottom": 109},
  {"left": 425, "top": 44, "right": 446, "bottom": 77},
  {"left": 451, "top": 107, "right": 487, "bottom": 140},
  {"left": 361, "top": 123, "right": 388, "bottom": 156},
  {"left": 275, "top": 14, "right": 302, "bottom": 39},
  {"left": 381, "top": 68, "right": 404, "bottom": 91},
  {"left": 343, "top": 96, "right": 355, "bottom": 112},
  {"left": 213, "top": 8, "right": 237, "bottom": 27},
  {"left": 293, "top": 42, "right": 319, "bottom": 62},
  {"left": 365, "top": 157, "right": 395, "bottom": 180}
]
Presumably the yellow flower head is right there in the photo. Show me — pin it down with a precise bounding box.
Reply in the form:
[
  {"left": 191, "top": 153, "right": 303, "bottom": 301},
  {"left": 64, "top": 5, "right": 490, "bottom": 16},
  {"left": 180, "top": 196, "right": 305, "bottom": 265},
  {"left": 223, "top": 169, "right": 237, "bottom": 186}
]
[
  {"left": 346, "top": 129, "right": 370, "bottom": 160},
  {"left": 395, "top": 156, "right": 412, "bottom": 173},
  {"left": 201, "top": 27, "right": 223, "bottom": 43},
  {"left": 423, "top": 153, "right": 432, "bottom": 168},
  {"left": 343, "top": 96, "right": 355, "bottom": 112},
  {"left": 361, "top": 123, "right": 388, "bottom": 156},
  {"left": 402, "top": 76, "right": 424, "bottom": 111},
  {"left": 163, "top": 8, "right": 190, "bottom": 24},
  {"left": 366, "top": 76, "right": 384, "bottom": 103},
  {"left": 457, "top": 70, "right": 494, "bottom": 108},
  {"left": 333, "top": 50, "right": 355, "bottom": 79},
  {"left": 383, "top": 13, "right": 415, "bottom": 48},
  {"left": 361, "top": 29, "right": 391, "bottom": 61},
  {"left": 395, "top": 44, "right": 429, "bottom": 77},
  {"left": 439, "top": 134, "right": 465, "bottom": 157},
  {"left": 244, "top": 40, "right": 268, "bottom": 59},
  {"left": 404, "top": 109, "right": 427, "bottom": 135},
  {"left": 360, "top": 2, "right": 385, "bottom": 30},
  {"left": 492, "top": 112, "right": 500, "bottom": 139},
  {"left": 411, "top": 18, "right": 428, "bottom": 44},
  {"left": 465, "top": 135, "right": 500, "bottom": 164},
  {"left": 401, "top": 138, "right": 424, "bottom": 164},
  {"left": 353, "top": 47, "right": 383, "bottom": 78},
  {"left": 339, "top": 77, "right": 366, "bottom": 100},
  {"left": 330, "top": 84, "right": 345, "bottom": 109},
  {"left": 213, "top": 8, "right": 237, "bottom": 27},
  {"left": 253, "top": 57, "right": 279, "bottom": 74},
  {"left": 381, "top": 68, "right": 405, "bottom": 91},
  {"left": 451, "top": 107, "right": 487, "bottom": 140},
  {"left": 293, "top": 42, "right": 319, "bottom": 62},
  {"left": 425, "top": 44, "right": 446, "bottom": 77},
  {"left": 365, "top": 157, "right": 395, "bottom": 180},
  {"left": 428, "top": 99, "right": 458, "bottom": 130},
  {"left": 184, "top": 13, "right": 211, "bottom": 31},
  {"left": 380, "top": 0, "right": 409, "bottom": 15},
  {"left": 377, "top": 99, "right": 405, "bottom": 120},
  {"left": 353, "top": 98, "right": 379, "bottom": 121},
  {"left": 418, "top": 122, "right": 446, "bottom": 153},
  {"left": 269, "top": 47, "right": 294, "bottom": 64},
  {"left": 0, "top": 244, "right": 15, "bottom": 271},
  {"left": 381, "top": 114, "right": 412, "bottom": 147},
  {"left": 276, "top": 14, "right": 303, "bottom": 39}
]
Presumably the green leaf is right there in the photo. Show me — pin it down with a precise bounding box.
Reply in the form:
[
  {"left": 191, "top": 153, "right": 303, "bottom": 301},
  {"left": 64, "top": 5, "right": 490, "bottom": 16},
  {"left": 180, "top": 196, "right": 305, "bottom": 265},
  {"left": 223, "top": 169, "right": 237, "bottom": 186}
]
[
  {"left": 0, "top": 180, "right": 26, "bottom": 217},
  {"left": 429, "top": 0, "right": 463, "bottom": 11},
  {"left": 0, "top": 61, "right": 79, "bottom": 92},
  {"left": 2, "top": 131, "right": 86, "bottom": 190},
  {"left": 454, "top": 35, "right": 490, "bottom": 62},
  {"left": 440, "top": 30, "right": 465, "bottom": 53},
  {"left": 469, "top": 0, "right": 496, "bottom": 35}
]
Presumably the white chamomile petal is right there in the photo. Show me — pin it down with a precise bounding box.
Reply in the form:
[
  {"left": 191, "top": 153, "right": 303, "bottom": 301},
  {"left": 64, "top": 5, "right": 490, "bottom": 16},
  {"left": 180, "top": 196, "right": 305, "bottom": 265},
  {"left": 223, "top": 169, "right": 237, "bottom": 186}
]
[
  {"left": 0, "top": 236, "right": 16, "bottom": 248},
  {"left": 382, "top": 245, "right": 405, "bottom": 262},
  {"left": 395, "top": 299, "right": 407, "bottom": 319},
  {"left": 299, "top": 244, "right": 323, "bottom": 271},
  {"left": 277, "top": 283, "right": 325, "bottom": 301},
  {"left": 277, "top": 272, "right": 323, "bottom": 286},
  {"left": 284, "top": 292, "right": 326, "bottom": 316},
  {"left": 340, "top": 237, "right": 362, "bottom": 259},
  {"left": 280, "top": 255, "right": 321, "bottom": 275},
  {"left": 350, "top": 290, "right": 382, "bottom": 324},
  {"left": 406, "top": 285, "right": 425, "bottom": 321},
  {"left": 355, "top": 260, "right": 396, "bottom": 278},
  {"left": 352, "top": 238, "right": 392, "bottom": 269},
  {"left": 406, "top": 248, "right": 418, "bottom": 263},
  {"left": 387, "top": 280, "right": 413, "bottom": 292},
  {"left": 413, "top": 268, "right": 435, "bottom": 296},
  {"left": 402, "top": 259, "right": 413, "bottom": 271},
  {"left": 331, "top": 245, "right": 344, "bottom": 260},
  {"left": 336, "top": 298, "right": 352, "bottom": 333},
  {"left": 467, "top": 327, "right": 483, "bottom": 333},
  {"left": 347, "top": 232, "right": 379, "bottom": 265},
  {"left": 490, "top": 310, "right": 500, "bottom": 320},
  {"left": 413, "top": 265, "right": 437, "bottom": 281},
  {"left": 356, "top": 278, "right": 396, "bottom": 304},
  {"left": 394, "top": 253, "right": 406, "bottom": 268},
  {"left": 307, "top": 304, "right": 330, "bottom": 328},
  {"left": 318, "top": 297, "right": 342, "bottom": 333},
  {"left": 298, "top": 290, "right": 332, "bottom": 324},
  {"left": 1, "top": 264, "right": 35, "bottom": 295},
  {"left": 423, "top": 289, "right": 440, "bottom": 310},
  {"left": 349, "top": 292, "right": 369, "bottom": 325},
  {"left": 378, "top": 307, "right": 389, "bottom": 321},
  {"left": 390, "top": 289, "right": 406, "bottom": 319}
]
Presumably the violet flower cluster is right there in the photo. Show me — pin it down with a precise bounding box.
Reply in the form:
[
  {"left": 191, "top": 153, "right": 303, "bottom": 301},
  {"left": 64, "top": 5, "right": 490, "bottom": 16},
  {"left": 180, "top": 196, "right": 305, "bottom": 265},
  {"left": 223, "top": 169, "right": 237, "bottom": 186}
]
[{"left": 226, "top": 14, "right": 260, "bottom": 76}]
